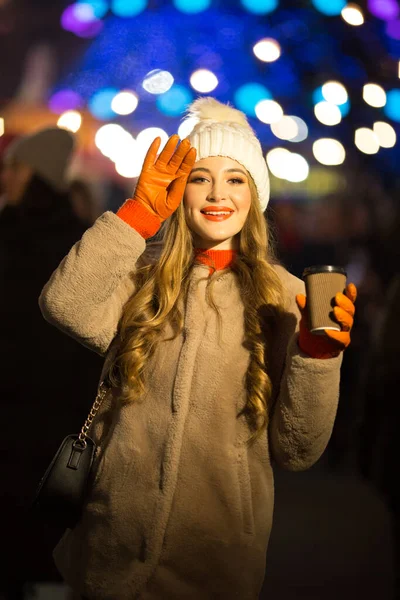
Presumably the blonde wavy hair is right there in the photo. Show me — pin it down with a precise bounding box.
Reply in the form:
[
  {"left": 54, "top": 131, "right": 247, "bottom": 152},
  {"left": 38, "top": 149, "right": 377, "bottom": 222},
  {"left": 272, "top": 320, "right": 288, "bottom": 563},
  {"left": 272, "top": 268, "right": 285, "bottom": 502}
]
[{"left": 110, "top": 175, "right": 286, "bottom": 439}]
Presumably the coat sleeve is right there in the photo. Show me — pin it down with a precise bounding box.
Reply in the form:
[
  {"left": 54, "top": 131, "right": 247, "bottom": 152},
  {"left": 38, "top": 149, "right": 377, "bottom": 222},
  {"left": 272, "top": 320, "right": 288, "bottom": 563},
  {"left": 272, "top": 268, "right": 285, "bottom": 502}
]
[
  {"left": 39, "top": 211, "right": 147, "bottom": 356},
  {"left": 268, "top": 267, "right": 343, "bottom": 471}
]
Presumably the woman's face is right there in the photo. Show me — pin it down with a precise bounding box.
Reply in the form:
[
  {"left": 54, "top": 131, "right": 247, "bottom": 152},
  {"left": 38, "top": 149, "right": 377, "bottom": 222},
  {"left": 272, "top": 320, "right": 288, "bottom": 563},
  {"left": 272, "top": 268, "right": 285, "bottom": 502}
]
[{"left": 183, "top": 156, "right": 252, "bottom": 250}]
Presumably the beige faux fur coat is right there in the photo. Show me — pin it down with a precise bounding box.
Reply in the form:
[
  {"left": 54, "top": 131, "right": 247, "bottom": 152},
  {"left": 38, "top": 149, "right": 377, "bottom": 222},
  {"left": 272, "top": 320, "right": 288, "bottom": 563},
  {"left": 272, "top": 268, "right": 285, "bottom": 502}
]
[{"left": 39, "top": 212, "right": 342, "bottom": 600}]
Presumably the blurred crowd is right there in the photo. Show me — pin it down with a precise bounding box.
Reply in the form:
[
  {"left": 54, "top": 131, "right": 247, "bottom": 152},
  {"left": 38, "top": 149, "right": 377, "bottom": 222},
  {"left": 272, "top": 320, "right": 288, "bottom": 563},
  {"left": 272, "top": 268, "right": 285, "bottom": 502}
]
[{"left": 0, "top": 126, "right": 399, "bottom": 598}]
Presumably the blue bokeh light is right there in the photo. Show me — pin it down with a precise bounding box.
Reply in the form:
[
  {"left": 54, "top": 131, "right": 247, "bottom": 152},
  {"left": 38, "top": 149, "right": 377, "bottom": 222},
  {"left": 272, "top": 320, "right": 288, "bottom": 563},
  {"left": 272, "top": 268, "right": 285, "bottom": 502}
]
[
  {"left": 88, "top": 87, "right": 119, "bottom": 119},
  {"left": 234, "top": 83, "right": 272, "bottom": 117},
  {"left": 156, "top": 85, "right": 193, "bottom": 117},
  {"left": 384, "top": 89, "right": 400, "bottom": 122},
  {"left": 240, "top": 0, "right": 278, "bottom": 15},
  {"left": 111, "top": 0, "right": 147, "bottom": 18},
  {"left": 312, "top": 87, "right": 325, "bottom": 105},
  {"left": 173, "top": 0, "right": 211, "bottom": 14},
  {"left": 77, "top": 0, "right": 109, "bottom": 19},
  {"left": 311, "top": 0, "right": 346, "bottom": 17},
  {"left": 338, "top": 100, "right": 350, "bottom": 117}
]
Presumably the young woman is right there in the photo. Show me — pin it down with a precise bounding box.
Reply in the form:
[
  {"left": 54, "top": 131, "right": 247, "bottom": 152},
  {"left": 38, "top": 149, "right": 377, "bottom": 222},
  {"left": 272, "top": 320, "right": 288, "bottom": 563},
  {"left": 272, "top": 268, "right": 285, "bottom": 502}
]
[{"left": 39, "top": 98, "right": 356, "bottom": 600}]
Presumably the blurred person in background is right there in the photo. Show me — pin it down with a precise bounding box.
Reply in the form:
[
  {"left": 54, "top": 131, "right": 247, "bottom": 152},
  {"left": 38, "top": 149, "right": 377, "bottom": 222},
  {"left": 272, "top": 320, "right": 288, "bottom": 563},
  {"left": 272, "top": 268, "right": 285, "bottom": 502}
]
[
  {"left": 0, "top": 127, "right": 102, "bottom": 600},
  {"left": 69, "top": 178, "right": 101, "bottom": 227}
]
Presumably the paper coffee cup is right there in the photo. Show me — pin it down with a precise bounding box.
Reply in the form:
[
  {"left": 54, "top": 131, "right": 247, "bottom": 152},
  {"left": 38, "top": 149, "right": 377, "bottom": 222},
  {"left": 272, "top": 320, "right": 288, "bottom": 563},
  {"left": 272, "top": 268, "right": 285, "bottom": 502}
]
[{"left": 302, "top": 265, "right": 347, "bottom": 334}]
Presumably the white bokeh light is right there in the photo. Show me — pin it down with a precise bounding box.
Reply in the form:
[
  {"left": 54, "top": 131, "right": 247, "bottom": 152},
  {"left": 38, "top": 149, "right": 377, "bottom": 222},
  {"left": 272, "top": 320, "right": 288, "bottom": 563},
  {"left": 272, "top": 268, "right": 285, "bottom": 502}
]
[
  {"left": 270, "top": 116, "right": 299, "bottom": 141},
  {"left": 142, "top": 70, "right": 174, "bottom": 94},
  {"left": 313, "top": 138, "right": 346, "bottom": 165},
  {"left": 266, "top": 148, "right": 309, "bottom": 182},
  {"left": 178, "top": 117, "right": 198, "bottom": 139},
  {"left": 355, "top": 128, "right": 380, "bottom": 154},
  {"left": 286, "top": 153, "right": 309, "bottom": 182},
  {"left": 289, "top": 116, "right": 309, "bottom": 142},
  {"left": 341, "top": 4, "right": 364, "bottom": 25},
  {"left": 373, "top": 121, "right": 396, "bottom": 148},
  {"left": 190, "top": 69, "right": 218, "bottom": 93},
  {"left": 314, "top": 101, "right": 342, "bottom": 126},
  {"left": 0, "top": 118, "right": 4, "bottom": 137},
  {"left": 363, "top": 83, "right": 386, "bottom": 107},
  {"left": 255, "top": 99, "right": 283, "bottom": 124},
  {"left": 111, "top": 91, "right": 139, "bottom": 115},
  {"left": 95, "top": 124, "right": 136, "bottom": 162},
  {"left": 57, "top": 110, "right": 82, "bottom": 133},
  {"left": 136, "top": 127, "right": 169, "bottom": 153},
  {"left": 253, "top": 38, "right": 281, "bottom": 62},
  {"left": 322, "top": 81, "right": 348, "bottom": 105},
  {"left": 266, "top": 148, "right": 291, "bottom": 179},
  {"left": 115, "top": 154, "right": 144, "bottom": 178}
]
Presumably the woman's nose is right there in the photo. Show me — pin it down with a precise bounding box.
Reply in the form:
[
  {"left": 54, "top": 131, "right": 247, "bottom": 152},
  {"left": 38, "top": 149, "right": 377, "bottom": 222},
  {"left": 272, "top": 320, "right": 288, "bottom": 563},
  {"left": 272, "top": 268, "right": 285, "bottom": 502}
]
[{"left": 207, "top": 185, "right": 227, "bottom": 203}]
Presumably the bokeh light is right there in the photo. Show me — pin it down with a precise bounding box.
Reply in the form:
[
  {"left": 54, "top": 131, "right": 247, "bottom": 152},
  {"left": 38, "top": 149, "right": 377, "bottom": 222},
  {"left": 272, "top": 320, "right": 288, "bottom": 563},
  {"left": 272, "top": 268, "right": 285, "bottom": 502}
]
[
  {"left": 266, "top": 148, "right": 291, "bottom": 179},
  {"left": 313, "top": 138, "right": 346, "bottom": 165},
  {"left": 355, "top": 128, "right": 380, "bottom": 154},
  {"left": 77, "top": 0, "right": 108, "bottom": 19},
  {"left": 363, "top": 83, "right": 387, "bottom": 107},
  {"left": 240, "top": 0, "right": 278, "bottom": 15},
  {"left": 288, "top": 116, "right": 309, "bottom": 143},
  {"left": 384, "top": 89, "right": 400, "bottom": 121},
  {"left": 57, "top": 110, "right": 82, "bottom": 132},
  {"left": 314, "top": 101, "right": 342, "bottom": 126},
  {"left": 373, "top": 121, "right": 396, "bottom": 147},
  {"left": 110, "top": 0, "right": 148, "bottom": 18},
  {"left": 156, "top": 84, "right": 193, "bottom": 117},
  {"left": 61, "top": 3, "right": 103, "bottom": 37},
  {"left": 0, "top": 118, "right": 4, "bottom": 137},
  {"left": 367, "top": 0, "right": 399, "bottom": 20},
  {"left": 178, "top": 117, "right": 198, "bottom": 139},
  {"left": 234, "top": 83, "right": 271, "bottom": 117},
  {"left": 255, "top": 99, "right": 283, "bottom": 124},
  {"left": 266, "top": 148, "right": 309, "bottom": 181},
  {"left": 286, "top": 153, "right": 309, "bottom": 183},
  {"left": 270, "top": 116, "right": 299, "bottom": 141},
  {"left": 341, "top": 3, "right": 364, "bottom": 25},
  {"left": 49, "top": 90, "right": 83, "bottom": 114},
  {"left": 142, "top": 70, "right": 174, "bottom": 95},
  {"left": 89, "top": 88, "right": 119, "bottom": 120},
  {"left": 136, "top": 127, "right": 169, "bottom": 151},
  {"left": 173, "top": 0, "right": 211, "bottom": 14},
  {"left": 111, "top": 91, "right": 139, "bottom": 115},
  {"left": 253, "top": 38, "right": 281, "bottom": 62},
  {"left": 190, "top": 69, "right": 218, "bottom": 93},
  {"left": 312, "top": 0, "right": 347, "bottom": 16},
  {"left": 322, "top": 81, "right": 348, "bottom": 105},
  {"left": 95, "top": 124, "right": 135, "bottom": 161}
]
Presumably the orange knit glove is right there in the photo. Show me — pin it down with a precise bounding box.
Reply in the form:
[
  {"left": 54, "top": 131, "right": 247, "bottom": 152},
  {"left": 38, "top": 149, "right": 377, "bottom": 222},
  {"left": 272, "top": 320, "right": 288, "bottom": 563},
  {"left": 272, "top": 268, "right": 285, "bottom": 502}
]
[
  {"left": 133, "top": 134, "right": 196, "bottom": 222},
  {"left": 295, "top": 283, "right": 357, "bottom": 359}
]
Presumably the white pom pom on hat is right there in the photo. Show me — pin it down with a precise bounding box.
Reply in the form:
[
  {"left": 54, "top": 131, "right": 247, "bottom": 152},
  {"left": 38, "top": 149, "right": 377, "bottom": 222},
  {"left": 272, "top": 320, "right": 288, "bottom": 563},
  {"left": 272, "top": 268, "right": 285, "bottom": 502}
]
[{"left": 185, "top": 97, "right": 270, "bottom": 211}]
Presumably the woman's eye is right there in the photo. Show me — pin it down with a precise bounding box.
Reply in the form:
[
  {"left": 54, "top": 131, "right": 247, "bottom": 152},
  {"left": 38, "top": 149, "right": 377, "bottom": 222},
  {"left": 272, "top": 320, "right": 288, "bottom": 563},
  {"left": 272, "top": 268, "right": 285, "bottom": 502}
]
[
  {"left": 190, "top": 177, "right": 209, "bottom": 183},
  {"left": 229, "top": 178, "right": 245, "bottom": 184}
]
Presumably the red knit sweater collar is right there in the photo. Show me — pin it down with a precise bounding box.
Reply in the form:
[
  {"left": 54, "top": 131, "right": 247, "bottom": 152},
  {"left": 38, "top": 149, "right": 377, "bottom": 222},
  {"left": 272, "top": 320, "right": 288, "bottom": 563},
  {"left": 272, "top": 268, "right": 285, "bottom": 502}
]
[{"left": 194, "top": 248, "right": 237, "bottom": 271}]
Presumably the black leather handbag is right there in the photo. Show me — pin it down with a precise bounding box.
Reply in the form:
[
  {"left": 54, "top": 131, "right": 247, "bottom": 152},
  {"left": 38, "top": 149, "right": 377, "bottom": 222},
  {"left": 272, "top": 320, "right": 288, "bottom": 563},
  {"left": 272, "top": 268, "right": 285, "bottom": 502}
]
[{"left": 32, "top": 381, "right": 108, "bottom": 528}]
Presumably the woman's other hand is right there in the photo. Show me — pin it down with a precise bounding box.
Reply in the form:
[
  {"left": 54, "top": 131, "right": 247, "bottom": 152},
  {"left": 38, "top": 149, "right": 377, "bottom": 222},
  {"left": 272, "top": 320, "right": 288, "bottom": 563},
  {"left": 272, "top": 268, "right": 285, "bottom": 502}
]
[{"left": 295, "top": 283, "right": 357, "bottom": 359}]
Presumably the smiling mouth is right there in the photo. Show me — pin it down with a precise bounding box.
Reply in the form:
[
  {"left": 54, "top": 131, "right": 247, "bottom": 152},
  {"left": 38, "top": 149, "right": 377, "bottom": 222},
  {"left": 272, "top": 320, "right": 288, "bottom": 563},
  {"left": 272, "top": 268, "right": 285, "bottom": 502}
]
[
  {"left": 200, "top": 208, "right": 234, "bottom": 221},
  {"left": 201, "top": 211, "right": 233, "bottom": 221}
]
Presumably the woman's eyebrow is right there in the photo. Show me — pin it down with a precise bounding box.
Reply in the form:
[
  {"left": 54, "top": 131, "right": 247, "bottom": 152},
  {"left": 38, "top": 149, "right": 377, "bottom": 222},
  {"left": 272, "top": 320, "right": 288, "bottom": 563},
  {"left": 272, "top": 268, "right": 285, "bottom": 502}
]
[
  {"left": 189, "top": 167, "right": 247, "bottom": 175},
  {"left": 225, "top": 168, "right": 247, "bottom": 176}
]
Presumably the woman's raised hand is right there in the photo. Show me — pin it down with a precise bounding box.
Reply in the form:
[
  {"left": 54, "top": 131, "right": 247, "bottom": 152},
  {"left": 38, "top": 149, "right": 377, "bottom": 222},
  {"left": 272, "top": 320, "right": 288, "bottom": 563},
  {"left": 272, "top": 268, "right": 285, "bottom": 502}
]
[{"left": 133, "top": 135, "right": 197, "bottom": 222}]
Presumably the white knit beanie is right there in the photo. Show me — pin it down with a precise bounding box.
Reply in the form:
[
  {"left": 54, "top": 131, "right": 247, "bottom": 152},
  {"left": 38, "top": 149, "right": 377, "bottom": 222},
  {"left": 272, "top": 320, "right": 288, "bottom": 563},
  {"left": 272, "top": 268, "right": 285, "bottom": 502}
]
[
  {"left": 5, "top": 127, "right": 75, "bottom": 192},
  {"left": 186, "top": 97, "right": 270, "bottom": 211}
]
